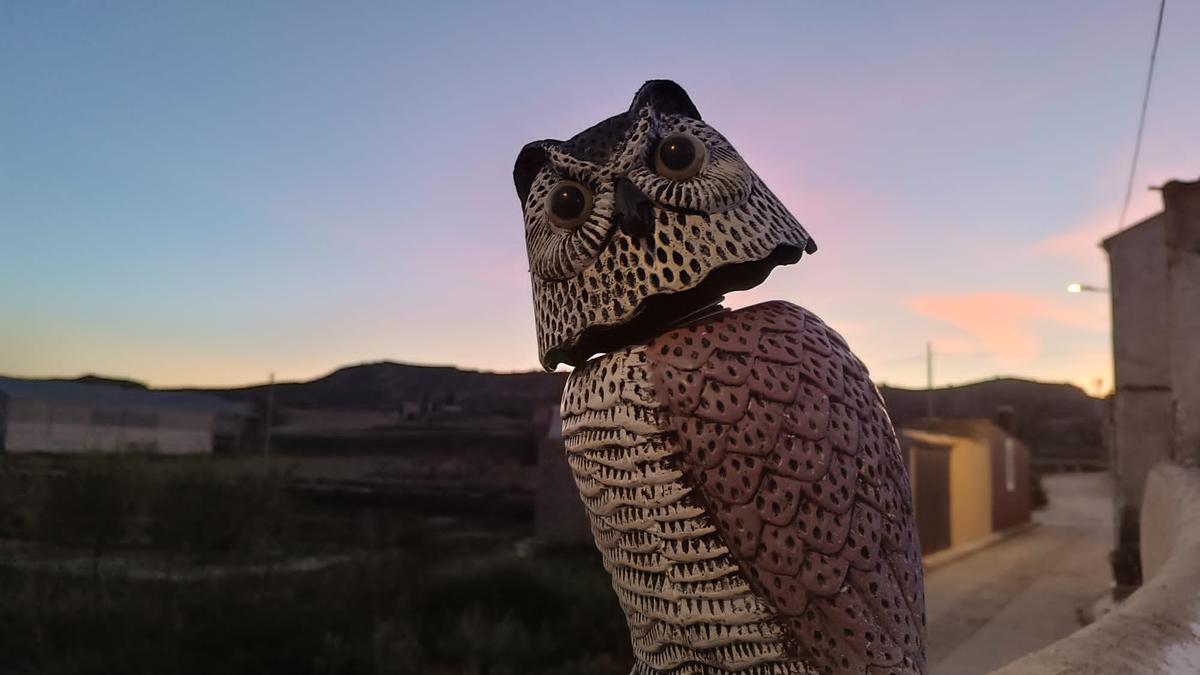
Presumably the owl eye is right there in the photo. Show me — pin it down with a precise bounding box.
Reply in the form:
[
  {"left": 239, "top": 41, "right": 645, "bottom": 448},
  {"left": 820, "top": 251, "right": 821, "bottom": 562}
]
[
  {"left": 545, "top": 180, "right": 593, "bottom": 230},
  {"left": 655, "top": 133, "right": 706, "bottom": 181}
]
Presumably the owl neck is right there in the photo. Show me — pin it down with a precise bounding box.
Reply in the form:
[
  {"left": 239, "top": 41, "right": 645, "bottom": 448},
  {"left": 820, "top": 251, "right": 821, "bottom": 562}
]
[
  {"left": 576, "top": 297, "right": 729, "bottom": 366},
  {"left": 662, "top": 300, "right": 729, "bottom": 333}
]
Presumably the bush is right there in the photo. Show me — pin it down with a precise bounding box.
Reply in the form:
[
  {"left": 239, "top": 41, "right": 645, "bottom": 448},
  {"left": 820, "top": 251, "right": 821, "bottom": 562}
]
[
  {"left": 147, "top": 467, "right": 293, "bottom": 561},
  {"left": 18, "top": 458, "right": 294, "bottom": 563},
  {"left": 0, "top": 459, "right": 633, "bottom": 674},
  {"left": 1, "top": 547, "right": 634, "bottom": 675},
  {"left": 0, "top": 461, "right": 46, "bottom": 539},
  {"left": 38, "top": 458, "right": 145, "bottom": 557},
  {"left": 408, "top": 552, "right": 629, "bottom": 674}
]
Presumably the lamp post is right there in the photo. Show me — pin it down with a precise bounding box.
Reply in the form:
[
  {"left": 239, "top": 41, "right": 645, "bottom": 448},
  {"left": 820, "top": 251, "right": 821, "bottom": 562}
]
[{"left": 1067, "top": 282, "right": 1109, "bottom": 294}]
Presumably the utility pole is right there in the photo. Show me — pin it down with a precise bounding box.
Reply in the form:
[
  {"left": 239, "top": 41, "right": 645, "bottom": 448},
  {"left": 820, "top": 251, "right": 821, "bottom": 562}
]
[
  {"left": 263, "top": 371, "right": 275, "bottom": 459},
  {"left": 925, "top": 342, "right": 936, "bottom": 418}
]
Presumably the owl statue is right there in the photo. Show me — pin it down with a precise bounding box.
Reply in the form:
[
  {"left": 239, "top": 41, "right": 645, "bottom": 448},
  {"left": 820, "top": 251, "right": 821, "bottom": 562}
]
[{"left": 514, "top": 80, "right": 926, "bottom": 675}]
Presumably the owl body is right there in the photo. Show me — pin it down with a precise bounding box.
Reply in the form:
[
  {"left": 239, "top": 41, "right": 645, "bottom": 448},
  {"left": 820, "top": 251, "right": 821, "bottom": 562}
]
[
  {"left": 562, "top": 302, "right": 924, "bottom": 674},
  {"left": 516, "top": 81, "right": 926, "bottom": 674}
]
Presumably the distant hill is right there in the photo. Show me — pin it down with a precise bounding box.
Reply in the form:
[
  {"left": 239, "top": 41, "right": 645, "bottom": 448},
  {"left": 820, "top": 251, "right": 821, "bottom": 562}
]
[
  {"left": 192, "top": 361, "right": 567, "bottom": 420},
  {"left": 185, "top": 363, "right": 1103, "bottom": 462},
  {"left": 5, "top": 362, "right": 1100, "bottom": 462},
  {"left": 66, "top": 374, "right": 149, "bottom": 390},
  {"left": 879, "top": 378, "right": 1105, "bottom": 464}
]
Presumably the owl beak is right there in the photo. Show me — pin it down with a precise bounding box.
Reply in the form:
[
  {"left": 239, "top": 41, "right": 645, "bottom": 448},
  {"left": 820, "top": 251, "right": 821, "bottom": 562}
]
[{"left": 613, "top": 178, "right": 655, "bottom": 241}]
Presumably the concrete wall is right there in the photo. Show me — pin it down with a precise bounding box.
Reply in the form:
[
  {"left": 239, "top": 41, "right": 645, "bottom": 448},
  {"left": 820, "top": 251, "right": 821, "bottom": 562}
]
[
  {"left": 1106, "top": 208, "right": 1173, "bottom": 584},
  {"left": 1104, "top": 214, "right": 1173, "bottom": 552},
  {"left": 1111, "top": 390, "right": 1175, "bottom": 519},
  {"left": 1107, "top": 215, "right": 1170, "bottom": 389},
  {"left": 989, "top": 462, "right": 1200, "bottom": 674},
  {"left": 949, "top": 437, "right": 993, "bottom": 548},
  {"left": 1170, "top": 248, "right": 1200, "bottom": 459},
  {"left": 1164, "top": 181, "right": 1200, "bottom": 463}
]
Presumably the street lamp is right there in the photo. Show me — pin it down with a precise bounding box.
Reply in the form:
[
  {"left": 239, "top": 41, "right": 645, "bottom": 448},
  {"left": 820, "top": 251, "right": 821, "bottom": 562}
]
[{"left": 1067, "top": 283, "right": 1109, "bottom": 294}]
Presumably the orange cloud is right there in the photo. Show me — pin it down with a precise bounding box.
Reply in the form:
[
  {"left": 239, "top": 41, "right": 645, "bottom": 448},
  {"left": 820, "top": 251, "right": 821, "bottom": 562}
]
[{"left": 905, "top": 292, "right": 1105, "bottom": 365}]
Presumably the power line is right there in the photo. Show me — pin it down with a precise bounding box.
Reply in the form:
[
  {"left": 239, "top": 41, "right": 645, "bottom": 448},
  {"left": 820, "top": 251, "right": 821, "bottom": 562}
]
[{"left": 1116, "top": 0, "right": 1167, "bottom": 231}]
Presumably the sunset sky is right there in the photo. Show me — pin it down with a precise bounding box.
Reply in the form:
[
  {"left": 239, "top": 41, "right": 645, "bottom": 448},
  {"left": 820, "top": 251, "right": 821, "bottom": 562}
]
[{"left": 2, "top": 2, "right": 1198, "bottom": 393}]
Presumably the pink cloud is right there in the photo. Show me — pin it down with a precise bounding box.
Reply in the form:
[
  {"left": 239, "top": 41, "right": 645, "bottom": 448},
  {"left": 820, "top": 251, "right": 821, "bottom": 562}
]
[
  {"left": 905, "top": 292, "right": 1105, "bottom": 365},
  {"left": 1029, "top": 223, "right": 1111, "bottom": 261}
]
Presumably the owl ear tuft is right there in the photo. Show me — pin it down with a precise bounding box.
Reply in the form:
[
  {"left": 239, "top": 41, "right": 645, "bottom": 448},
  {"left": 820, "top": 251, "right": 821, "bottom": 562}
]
[
  {"left": 629, "top": 80, "right": 701, "bottom": 120},
  {"left": 513, "top": 141, "right": 553, "bottom": 208}
]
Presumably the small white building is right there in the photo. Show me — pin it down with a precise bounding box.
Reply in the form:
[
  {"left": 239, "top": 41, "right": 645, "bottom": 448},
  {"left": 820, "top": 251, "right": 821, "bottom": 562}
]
[{"left": 0, "top": 377, "right": 249, "bottom": 455}]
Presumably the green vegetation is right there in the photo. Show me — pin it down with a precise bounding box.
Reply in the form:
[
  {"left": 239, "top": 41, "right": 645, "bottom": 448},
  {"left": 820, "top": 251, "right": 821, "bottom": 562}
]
[
  {"left": 145, "top": 464, "right": 293, "bottom": 561},
  {"left": 1, "top": 457, "right": 295, "bottom": 563},
  {"left": 0, "top": 550, "right": 630, "bottom": 675},
  {"left": 0, "top": 458, "right": 632, "bottom": 675}
]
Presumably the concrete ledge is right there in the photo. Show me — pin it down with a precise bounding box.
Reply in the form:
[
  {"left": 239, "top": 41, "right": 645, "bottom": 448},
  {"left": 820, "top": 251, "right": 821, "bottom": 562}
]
[{"left": 989, "top": 462, "right": 1200, "bottom": 674}]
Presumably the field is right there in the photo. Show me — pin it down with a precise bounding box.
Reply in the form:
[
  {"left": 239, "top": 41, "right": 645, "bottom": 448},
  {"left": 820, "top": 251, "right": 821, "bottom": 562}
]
[{"left": 0, "top": 455, "right": 632, "bottom": 675}]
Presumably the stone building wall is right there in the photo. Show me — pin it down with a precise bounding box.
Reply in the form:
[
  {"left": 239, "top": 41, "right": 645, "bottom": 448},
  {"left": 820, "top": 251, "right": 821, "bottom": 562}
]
[{"left": 1103, "top": 178, "right": 1200, "bottom": 585}]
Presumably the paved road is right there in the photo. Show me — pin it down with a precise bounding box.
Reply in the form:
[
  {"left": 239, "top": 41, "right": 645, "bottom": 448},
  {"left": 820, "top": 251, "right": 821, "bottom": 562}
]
[{"left": 925, "top": 472, "right": 1114, "bottom": 675}]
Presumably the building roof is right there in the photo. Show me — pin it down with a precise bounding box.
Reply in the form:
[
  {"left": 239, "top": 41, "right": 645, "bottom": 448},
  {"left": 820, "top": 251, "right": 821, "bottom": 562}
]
[
  {"left": 1101, "top": 210, "right": 1164, "bottom": 252},
  {"left": 1101, "top": 178, "right": 1200, "bottom": 251},
  {"left": 899, "top": 428, "right": 959, "bottom": 448},
  {"left": 0, "top": 377, "right": 250, "bottom": 415},
  {"left": 902, "top": 417, "right": 1018, "bottom": 443}
]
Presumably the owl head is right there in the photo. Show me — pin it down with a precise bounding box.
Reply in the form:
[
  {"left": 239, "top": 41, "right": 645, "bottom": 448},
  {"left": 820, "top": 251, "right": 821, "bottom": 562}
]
[{"left": 515, "top": 80, "right": 815, "bottom": 370}]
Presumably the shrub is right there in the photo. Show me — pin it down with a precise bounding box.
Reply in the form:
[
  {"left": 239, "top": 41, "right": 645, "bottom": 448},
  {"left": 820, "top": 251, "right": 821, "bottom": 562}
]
[
  {"left": 147, "top": 467, "right": 293, "bottom": 562},
  {"left": 0, "top": 461, "right": 46, "bottom": 539},
  {"left": 38, "top": 458, "right": 145, "bottom": 559},
  {"left": 408, "top": 552, "right": 629, "bottom": 674}
]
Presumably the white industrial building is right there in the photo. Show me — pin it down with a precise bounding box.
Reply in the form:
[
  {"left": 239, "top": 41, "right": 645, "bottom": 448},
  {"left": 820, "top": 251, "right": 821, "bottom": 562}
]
[{"left": 0, "top": 377, "right": 250, "bottom": 455}]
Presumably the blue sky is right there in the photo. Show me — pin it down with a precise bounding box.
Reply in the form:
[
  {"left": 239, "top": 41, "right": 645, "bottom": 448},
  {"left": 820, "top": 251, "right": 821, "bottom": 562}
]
[{"left": 2, "top": 1, "right": 1197, "bottom": 390}]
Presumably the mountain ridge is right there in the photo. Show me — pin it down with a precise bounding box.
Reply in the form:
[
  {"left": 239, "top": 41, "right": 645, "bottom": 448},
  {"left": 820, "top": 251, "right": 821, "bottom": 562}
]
[{"left": 4, "top": 363, "right": 1105, "bottom": 462}]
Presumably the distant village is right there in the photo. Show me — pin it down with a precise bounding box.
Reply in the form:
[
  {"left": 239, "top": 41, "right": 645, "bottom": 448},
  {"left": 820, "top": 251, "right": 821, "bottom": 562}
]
[{"left": 0, "top": 354, "right": 1099, "bottom": 565}]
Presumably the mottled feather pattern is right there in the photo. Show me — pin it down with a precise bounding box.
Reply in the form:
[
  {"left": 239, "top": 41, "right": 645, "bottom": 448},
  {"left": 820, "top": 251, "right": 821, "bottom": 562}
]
[
  {"left": 645, "top": 302, "right": 926, "bottom": 675},
  {"left": 562, "top": 349, "right": 816, "bottom": 675}
]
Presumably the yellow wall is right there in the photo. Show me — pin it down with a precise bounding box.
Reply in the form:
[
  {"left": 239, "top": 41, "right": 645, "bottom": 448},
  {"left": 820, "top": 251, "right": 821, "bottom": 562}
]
[{"left": 949, "top": 438, "right": 993, "bottom": 548}]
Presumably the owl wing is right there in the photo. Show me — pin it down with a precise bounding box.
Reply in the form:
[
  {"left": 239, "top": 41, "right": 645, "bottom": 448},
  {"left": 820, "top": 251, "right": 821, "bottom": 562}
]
[{"left": 646, "top": 301, "right": 926, "bottom": 675}]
